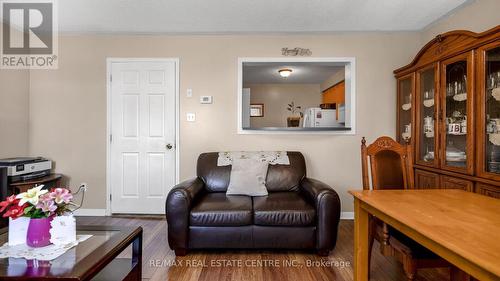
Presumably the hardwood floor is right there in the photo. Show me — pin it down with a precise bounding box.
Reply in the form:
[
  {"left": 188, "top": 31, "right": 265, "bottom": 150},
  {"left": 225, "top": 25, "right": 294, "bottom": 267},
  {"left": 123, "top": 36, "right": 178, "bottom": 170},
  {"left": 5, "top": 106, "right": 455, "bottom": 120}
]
[{"left": 76, "top": 216, "right": 449, "bottom": 281}]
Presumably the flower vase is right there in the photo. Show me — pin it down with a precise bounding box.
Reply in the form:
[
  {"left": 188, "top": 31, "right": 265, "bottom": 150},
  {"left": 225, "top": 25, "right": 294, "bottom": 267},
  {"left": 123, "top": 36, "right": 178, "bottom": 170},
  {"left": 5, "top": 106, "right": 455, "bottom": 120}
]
[
  {"left": 8, "top": 217, "right": 30, "bottom": 246},
  {"left": 25, "top": 260, "right": 51, "bottom": 276},
  {"left": 27, "top": 217, "right": 53, "bottom": 247}
]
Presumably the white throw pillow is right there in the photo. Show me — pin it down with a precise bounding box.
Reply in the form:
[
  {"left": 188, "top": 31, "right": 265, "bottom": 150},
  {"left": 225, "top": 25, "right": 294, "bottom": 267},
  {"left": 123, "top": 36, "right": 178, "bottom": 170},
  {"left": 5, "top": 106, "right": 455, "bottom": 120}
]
[{"left": 226, "top": 158, "right": 269, "bottom": 196}]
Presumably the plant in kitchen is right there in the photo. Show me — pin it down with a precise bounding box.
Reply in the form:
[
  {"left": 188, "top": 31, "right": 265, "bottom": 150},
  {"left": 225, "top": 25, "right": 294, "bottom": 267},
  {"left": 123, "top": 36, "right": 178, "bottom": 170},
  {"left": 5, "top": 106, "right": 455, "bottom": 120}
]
[{"left": 286, "top": 101, "right": 303, "bottom": 127}]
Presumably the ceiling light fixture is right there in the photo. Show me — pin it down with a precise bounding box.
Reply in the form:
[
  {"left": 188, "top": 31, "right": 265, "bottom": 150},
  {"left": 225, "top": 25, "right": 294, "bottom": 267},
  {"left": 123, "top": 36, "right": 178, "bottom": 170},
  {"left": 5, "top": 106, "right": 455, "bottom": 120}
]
[{"left": 278, "top": 68, "right": 292, "bottom": 78}]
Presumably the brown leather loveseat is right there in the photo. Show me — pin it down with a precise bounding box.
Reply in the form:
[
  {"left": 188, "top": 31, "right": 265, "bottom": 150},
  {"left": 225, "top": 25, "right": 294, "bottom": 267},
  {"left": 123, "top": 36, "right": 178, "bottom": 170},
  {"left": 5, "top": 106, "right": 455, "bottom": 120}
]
[{"left": 166, "top": 152, "right": 341, "bottom": 256}]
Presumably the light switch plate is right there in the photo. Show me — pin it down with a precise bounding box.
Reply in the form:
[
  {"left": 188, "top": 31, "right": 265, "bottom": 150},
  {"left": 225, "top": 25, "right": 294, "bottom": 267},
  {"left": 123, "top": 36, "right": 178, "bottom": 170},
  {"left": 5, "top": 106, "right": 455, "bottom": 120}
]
[
  {"left": 186, "top": 89, "right": 193, "bottom": 98},
  {"left": 186, "top": 113, "right": 196, "bottom": 122},
  {"left": 200, "top": 96, "right": 213, "bottom": 104}
]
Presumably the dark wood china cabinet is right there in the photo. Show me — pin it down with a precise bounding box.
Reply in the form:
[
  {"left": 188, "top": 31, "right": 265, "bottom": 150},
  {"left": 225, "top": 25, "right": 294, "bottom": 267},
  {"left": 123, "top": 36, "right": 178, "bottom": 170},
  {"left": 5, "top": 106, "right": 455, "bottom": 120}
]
[{"left": 395, "top": 25, "right": 500, "bottom": 198}]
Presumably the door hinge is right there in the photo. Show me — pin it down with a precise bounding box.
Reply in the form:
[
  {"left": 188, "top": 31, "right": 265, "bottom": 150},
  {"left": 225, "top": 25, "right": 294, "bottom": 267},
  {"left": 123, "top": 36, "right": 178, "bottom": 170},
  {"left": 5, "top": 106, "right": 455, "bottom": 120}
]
[
  {"left": 109, "top": 194, "right": 112, "bottom": 201},
  {"left": 110, "top": 134, "right": 112, "bottom": 143},
  {"left": 110, "top": 75, "right": 112, "bottom": 82}
]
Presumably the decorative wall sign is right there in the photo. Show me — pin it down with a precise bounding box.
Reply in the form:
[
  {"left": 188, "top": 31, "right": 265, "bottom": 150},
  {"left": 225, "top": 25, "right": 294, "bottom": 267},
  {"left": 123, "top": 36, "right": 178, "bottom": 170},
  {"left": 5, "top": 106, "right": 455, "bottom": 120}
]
[{"left": 281, "top": 48, "right": 312, "bottom": 56}]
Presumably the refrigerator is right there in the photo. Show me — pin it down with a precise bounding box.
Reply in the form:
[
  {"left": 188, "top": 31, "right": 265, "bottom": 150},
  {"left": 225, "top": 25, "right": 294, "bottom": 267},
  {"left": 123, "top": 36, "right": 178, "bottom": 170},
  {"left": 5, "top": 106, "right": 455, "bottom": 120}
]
[{"left": 303, "top": 108, "right": 339, "bottom": 127}]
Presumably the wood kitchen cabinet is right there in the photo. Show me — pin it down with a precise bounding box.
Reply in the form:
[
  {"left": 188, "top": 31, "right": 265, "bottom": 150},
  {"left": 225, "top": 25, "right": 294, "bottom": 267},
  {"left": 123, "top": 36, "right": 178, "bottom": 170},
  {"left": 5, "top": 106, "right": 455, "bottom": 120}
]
[
  {"left": 395, "top": 26, "right": 500, "bottom": 198},
  {"left": 439, "top": 52, "right": 475, "bottom": 175},
  {"left": 439, "top": 175, "right": 473, "bottom": 191},
  {"left": 396, "top": 73, "right": 415, "bottom": 145},
  {"left": 414, "top": 169, "right": 440, "bottom": 189},
  {"left": 415, "top": 170, "right": 474, "bottom": 191},
  {"left": 476, "top": 40, "right": 500, "bottom": 182},
  {"left": 415, "top": 64, "right": 439, "bottom": 168},
  {"left": 475, "top": 183, "right": 500, "bottom": 199}
]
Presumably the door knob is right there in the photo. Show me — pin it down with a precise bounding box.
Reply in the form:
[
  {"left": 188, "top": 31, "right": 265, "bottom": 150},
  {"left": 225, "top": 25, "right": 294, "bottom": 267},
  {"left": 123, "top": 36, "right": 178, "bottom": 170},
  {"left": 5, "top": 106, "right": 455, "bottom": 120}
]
[{"left": 166, "top": 143, "right": 173, "bottom": 150}]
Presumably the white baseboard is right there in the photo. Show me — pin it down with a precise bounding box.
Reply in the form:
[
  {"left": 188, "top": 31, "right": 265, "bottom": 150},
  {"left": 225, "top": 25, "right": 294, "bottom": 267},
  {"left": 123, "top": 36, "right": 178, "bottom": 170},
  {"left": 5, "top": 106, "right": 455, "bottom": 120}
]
[
  {"left": 73, "top": 208, "right": 107, "bottom": 216},
  {"left": 341, "top": 212, "right": 354, "bottom": 220}
]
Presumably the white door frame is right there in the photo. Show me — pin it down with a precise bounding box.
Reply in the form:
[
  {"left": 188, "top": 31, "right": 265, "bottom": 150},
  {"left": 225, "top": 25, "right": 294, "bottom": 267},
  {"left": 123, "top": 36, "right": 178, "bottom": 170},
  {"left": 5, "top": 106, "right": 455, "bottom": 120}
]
[{"left": 106, "top": 58, "right": 180, "bottom": 215}]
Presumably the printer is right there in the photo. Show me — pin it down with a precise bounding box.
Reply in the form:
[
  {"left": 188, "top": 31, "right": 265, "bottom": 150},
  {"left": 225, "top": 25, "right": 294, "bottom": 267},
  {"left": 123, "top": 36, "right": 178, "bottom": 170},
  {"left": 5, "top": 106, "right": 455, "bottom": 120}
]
[{"left": 0, "top": 157, "right": 52, "bottom": 183}]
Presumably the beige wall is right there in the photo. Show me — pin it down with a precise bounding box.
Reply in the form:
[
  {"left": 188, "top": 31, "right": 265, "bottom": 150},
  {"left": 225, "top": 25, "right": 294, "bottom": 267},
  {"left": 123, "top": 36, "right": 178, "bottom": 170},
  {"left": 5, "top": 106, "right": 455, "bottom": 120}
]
[
  {"left": 247, "top": 84, "right": 321, "bottom": 127},
  {"left": 421, "top": 0, "right": 500, "bottom": 42},
  {"left": 8, "top": 0, "right": 499, "bottom": 212},
  {"left": 0, "top": 69, "right": 30, "bottom": 158},
  {"left": 27, "top": 33, "right": 420, "bottom": 211}
]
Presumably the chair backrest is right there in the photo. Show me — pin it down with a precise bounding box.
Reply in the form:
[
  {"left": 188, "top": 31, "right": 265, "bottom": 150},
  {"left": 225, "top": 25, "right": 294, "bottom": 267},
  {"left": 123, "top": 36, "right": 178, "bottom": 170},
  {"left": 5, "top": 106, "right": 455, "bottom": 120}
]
[
  {"left": 197, "top": 151, "right": 306, "bottom": 192},
  {"left": 361, "top": 136, "right": 414, "bottom": 190}
]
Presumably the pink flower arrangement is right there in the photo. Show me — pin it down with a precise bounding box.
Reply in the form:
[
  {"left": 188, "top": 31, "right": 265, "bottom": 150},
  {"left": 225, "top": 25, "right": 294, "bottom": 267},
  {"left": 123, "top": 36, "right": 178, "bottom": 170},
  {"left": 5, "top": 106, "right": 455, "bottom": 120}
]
[
  {"left": 51, "top": 188, "right": 73, "bottom": 204},
  {"left": 36, "top": 193, "right": 57, "bottom": 213},
  {"left": 0, "top": 185, "right": 76, "bottom": 219}
]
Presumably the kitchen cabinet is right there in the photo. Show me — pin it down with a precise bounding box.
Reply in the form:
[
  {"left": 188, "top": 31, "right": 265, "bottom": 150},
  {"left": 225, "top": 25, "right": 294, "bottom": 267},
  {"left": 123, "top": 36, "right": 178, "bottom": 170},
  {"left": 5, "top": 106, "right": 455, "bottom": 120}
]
[
  {"left": 396, "top": 73, "right": 414, "bottom": 145},
  {"left": 476, "top": 183, "right": 500, "bottom": 199},
  {"left": 439, "top": 175, "right": 473, "bottom": 191},
  {"left": 415, "top": 64, "right": 439, "bottom": 168},
  {"left": 395, "top": 26, "right": 500, "bottom": 198},
  {"left": 476, "top": 40, "right": 500, "bottom": 182},
  {"left": 414, "top": 169, "right": 439, "bottom": 189}
]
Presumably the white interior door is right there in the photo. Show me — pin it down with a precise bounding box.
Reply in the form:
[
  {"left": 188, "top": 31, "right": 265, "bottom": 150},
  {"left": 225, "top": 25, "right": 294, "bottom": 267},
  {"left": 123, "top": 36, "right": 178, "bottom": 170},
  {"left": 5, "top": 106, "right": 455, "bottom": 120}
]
[{"left": 110, "top": 60, "right": 176, "bottom": 214}]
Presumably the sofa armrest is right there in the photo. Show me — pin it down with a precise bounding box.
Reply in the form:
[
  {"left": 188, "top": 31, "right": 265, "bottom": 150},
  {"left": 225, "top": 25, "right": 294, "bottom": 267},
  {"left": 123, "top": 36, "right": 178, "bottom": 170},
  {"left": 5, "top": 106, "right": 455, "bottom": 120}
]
[
  {"left": 166, "top": 177, "right": 205, "bottom": 252},
  {"left": 300, "top": 177, "right": 341, "bottom": 253}
]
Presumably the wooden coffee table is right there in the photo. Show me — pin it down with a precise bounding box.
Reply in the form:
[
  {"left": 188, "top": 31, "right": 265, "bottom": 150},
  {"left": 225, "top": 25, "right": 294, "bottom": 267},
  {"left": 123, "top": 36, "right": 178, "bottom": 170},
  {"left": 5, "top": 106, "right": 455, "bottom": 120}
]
[{"left": 0, "top": 225, "right": 143, "bottom": 280}]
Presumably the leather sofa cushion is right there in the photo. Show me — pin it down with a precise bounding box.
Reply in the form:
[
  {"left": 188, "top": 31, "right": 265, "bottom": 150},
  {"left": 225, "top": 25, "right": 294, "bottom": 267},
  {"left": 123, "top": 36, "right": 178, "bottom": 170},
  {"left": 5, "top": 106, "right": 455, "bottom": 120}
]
[
  {"left": 265, "top": 152, "right": 306, "bottom": 192},
  {"left": 196, "top": 152, "right": 306, "bottom": 192},
  {"left": 253, "top": 192, "right": 315, "bottom": 226},
  {"left": 190, "top": 193, "right": 252, "bottom": 226},
  {"left": 197, "top": 153, "right": 231, "bottom": 192}
]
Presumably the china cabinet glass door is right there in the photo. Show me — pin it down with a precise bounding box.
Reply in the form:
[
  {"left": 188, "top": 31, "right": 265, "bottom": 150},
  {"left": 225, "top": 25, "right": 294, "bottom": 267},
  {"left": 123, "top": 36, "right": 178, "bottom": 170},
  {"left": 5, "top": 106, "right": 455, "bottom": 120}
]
[
  {"left": 397, "top": 74, "right": 414, "bottom": 145},
  {"left": 478, "top": 42, "right": 500, "bottom": 180},
  {"left": 440, "top": 51, "right": 474, "bottom": 174},
  {"left": 416, "top": 65, "right": 438, "bottom": 167}
]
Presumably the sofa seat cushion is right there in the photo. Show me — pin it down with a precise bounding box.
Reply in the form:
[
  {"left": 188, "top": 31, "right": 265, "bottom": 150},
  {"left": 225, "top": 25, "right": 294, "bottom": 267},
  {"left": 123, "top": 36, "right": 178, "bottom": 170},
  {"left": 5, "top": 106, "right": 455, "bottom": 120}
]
[
  {"left": 190, "top": 193, "right": 252, "bottom": 226},
  {"left": 252, "top": 192, "right": 316, "bottom": 226}
]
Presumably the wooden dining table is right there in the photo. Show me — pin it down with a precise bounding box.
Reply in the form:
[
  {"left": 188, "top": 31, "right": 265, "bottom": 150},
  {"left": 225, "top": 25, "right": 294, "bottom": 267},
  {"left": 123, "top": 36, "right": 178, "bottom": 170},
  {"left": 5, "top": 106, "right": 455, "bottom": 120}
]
[{"left": 349, "top": 189, "right": 500, "bottom": 281}]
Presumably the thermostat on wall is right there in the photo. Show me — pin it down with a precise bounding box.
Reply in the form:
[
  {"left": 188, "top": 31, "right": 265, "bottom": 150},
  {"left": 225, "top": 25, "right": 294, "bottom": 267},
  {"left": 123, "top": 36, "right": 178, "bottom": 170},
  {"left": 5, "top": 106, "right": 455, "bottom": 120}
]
[{"left": 200, "top": 96, "right": 213, "bottom": 104}]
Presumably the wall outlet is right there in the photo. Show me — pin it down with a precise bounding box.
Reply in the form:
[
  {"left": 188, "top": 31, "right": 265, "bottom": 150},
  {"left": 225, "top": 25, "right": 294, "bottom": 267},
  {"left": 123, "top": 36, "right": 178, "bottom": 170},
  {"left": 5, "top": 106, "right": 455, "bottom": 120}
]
[
  {"left": 186, "top": 113, "right": 196, "bottom": 122},
  {"left": 79, "top": 183, "right": 88, "bottom": 191},
  {"left": 186, "top": 88, "right": 193, "bottom": 98}
]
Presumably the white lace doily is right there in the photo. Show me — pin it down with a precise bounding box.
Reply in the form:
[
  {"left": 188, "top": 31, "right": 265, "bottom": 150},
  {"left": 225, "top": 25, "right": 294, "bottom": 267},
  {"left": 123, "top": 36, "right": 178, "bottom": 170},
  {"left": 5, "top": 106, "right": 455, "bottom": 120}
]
[
  {"left": 218, "top": 151, "right": 290, "bottom": 166},
  {"left": 0, "top": 235, "right": 92, "bottom": 261}
]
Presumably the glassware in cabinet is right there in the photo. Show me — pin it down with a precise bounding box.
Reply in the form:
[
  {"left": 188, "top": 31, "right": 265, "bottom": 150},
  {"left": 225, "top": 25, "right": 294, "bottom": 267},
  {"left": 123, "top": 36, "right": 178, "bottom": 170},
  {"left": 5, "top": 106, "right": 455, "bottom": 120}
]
[
  {"left": 440, "top": 52, "right": 474, "bottom": 174},
  {"left": 482, "top": 45, "right": 500, "bottom": 176},
  {"left": 397, "top": 75, "right": 414, "bottom": 144},
  {"left": 416, "top": 66, "right": 438, "bottom": 166}
]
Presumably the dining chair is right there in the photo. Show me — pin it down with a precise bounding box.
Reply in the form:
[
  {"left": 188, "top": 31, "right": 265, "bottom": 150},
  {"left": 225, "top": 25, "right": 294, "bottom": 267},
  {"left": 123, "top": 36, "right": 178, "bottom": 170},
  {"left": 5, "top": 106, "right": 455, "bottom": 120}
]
[{"left": 361, "top": 136, "right": 449, "bottom": 280}]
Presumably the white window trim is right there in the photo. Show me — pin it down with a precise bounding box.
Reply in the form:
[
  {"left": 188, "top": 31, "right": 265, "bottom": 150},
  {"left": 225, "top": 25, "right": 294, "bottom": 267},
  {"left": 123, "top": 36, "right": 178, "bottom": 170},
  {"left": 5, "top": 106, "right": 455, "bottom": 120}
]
[{"left": 237, "top": 57, "right": 356, "bottom": 135}]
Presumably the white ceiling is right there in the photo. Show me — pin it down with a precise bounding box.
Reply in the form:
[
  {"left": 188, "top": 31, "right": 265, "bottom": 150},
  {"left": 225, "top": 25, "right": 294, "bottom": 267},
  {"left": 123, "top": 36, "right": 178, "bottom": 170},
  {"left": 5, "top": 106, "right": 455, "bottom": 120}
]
[
  {"left": 55, "top": 0, "right": 472, "bottom": 34},
  {"left": 243, "top": 62, "right": 344, "bottom": 84}
]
